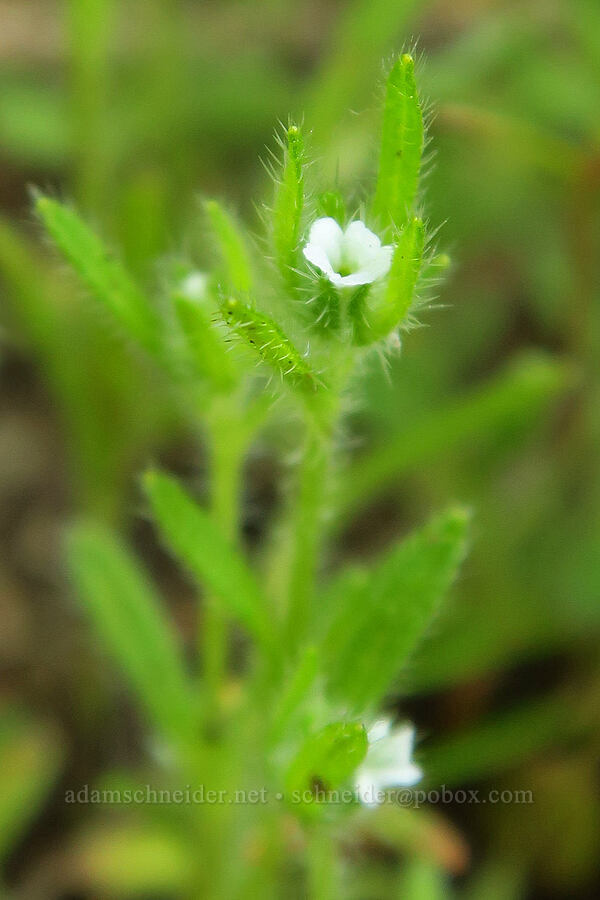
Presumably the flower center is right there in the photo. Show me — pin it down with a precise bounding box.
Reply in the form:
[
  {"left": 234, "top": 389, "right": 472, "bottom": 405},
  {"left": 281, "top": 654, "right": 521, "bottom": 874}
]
[{"left": 336, "top": 247, "right": 358, "bottom": 277}]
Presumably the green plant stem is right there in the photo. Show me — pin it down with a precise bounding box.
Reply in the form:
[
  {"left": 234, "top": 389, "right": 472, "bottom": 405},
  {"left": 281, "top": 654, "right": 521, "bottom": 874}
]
[{"left": 285, "top": 411, "right": 334, "bottom": 650}]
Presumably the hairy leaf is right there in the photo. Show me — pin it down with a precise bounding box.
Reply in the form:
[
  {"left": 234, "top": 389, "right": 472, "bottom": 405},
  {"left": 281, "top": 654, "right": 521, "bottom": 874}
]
[
  {"left": 220, "top": 297, "right": 320, "bottom": 393},
  {"left": 143, "top": 470, "right": 276, "bottom": 655},
  {"left": 322, "top": 507, "right": 470, "bottom": 713},
  {"left": 35, "top": 196, "right": 159, "bottom": 353}
]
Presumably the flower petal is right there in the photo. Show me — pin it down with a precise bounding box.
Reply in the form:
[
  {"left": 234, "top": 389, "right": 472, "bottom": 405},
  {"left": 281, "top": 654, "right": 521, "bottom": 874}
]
[
  {"left": 303, "top": 242, "right": 336, "bottom": 278},
  {"left": 337, "top": 271, "right": 375, "bottom": 287},
  {"left": 356, "top": 245, "right": 393, "bottom": 283},
  {"left": 343, "top": 220, "right": 382, "bottom": 268},
  {"left": 306, "top": 217, "right": 344, "bottom": 270}
]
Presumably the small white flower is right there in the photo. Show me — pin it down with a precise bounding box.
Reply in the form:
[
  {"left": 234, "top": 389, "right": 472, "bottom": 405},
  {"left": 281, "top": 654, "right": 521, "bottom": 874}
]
[
  {"left": 355, "top": 720, "right": 422, "bottom": 807},
  {"left": 303, "top": 217, "right": 393, "bottom": 287},
  {"left": 180, "top": 271, "right": 209, "bottom": 301}
]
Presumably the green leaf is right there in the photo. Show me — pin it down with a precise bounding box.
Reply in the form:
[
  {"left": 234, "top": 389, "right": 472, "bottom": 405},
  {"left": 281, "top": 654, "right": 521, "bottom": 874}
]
[
  {"left": 220, "top": 298, "right": 321, "bottom": 393},
  {"left": 322, "top": 507, "right": 470, "bottom": 713},
  {"left": 285, "top": 721, "right": 368, "bottom": 804},
  {"left": 372, "top": 54, "right": 424, "bottom": 232},
  {"left": 143, "top": 470, "right": 277, "bottom": 656},
  {"left": 272, "top": 124, "right": 304, "bottom": 285},
  {"left": 35, "top": 195, "right": 160, "bottom": 354},
  {"left": 204, "top": 199, "right": 252, "bottom": 294},
  {"left": 174, "top": 291, "right": 236, "bottom": 390},
  {"left": 355, "top": 217, "right": 425, "bottom": 343},
  {"left": 67, "top": 523, "right": 197, "bottom": 743}
]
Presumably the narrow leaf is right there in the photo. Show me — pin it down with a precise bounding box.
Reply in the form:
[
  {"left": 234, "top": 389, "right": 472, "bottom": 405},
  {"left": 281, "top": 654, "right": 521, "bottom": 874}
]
[
  {"left": 372, "top": 54, "right": 424, "bottom": 231},
  {"left": 205, "top": 199, "right": 252, "bottom": 293},
  {"left": 67, "top": 523, "right": 197, "bottom": 743},
  {"left": 322, "top": 507, "right": 470, "bottom": 713},
  {"left": 220, "top": 297, "right": 320, "bottom": 393},
  {"left": 35, "top": 195, "right": 159, "bottom": 353},
  {"left": 143, "top": 470, "right": 276, "bottom": 655}
]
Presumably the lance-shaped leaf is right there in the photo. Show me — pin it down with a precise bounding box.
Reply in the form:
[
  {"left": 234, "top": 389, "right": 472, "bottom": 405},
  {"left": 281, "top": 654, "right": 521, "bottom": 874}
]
[
  {"left": 35, "top": 195, "right": 160, "bottom": 354},
  {"left": 272, "top": 124, "right": 304, "bottom": 284},
  {"left": 357, "top": 217, "right": 425, "bottom": 343},
  {"left": 205, "top": 199, "right": 252, "bottom": 294},
  {"left": 67, "top": 523, "right": 197, "bottom": 743},
  {"left": 321, "top": 507, "right": 470, "bottom": 713},
  {"left": 372, "top": 54, "right": 424, "bottom": 232},
  {"left": 174, "top": 291, "right": 237, "bottom": 390},
  {"left": 143, "top": 470, "right": 277, "bottom": 656},
  {"left": 220, "top": 297, "right": 321, "bottom": 393}
]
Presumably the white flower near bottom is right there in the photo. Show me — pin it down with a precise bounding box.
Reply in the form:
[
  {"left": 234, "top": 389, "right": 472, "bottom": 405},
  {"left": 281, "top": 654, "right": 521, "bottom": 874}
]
[
  {"left": 355, "top": 720, "right": 422, "bottom": 807},
  {"left": 302, "top": 217, "right": 393, "bottom": 288}
]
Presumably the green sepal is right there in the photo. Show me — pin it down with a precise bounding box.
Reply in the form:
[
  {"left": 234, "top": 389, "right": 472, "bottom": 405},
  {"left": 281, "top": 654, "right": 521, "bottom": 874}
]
[
  {"left": 358, "top": 217, "right": 425, "bottom": 343},
  {"left": 308, "top": 276, "right": 341, "bottom": 334},
  {"left": 284, "top": 721, "right": 367, "bottom": 815}
]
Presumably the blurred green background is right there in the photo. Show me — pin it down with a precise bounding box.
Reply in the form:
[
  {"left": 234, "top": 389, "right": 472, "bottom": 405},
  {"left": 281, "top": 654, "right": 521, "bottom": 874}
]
[{"left": 0, "top": 0, "right": 599, "bottom": 897}]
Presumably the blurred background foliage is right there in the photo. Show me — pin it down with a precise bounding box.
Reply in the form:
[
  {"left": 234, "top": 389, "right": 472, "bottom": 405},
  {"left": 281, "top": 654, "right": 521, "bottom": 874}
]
[{"left": 0, "top": 0, "right": 598, "bottom": 897}]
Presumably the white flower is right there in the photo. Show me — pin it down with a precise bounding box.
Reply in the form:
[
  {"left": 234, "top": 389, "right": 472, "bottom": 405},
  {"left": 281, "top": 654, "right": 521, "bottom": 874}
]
[
  {"left": 355, "top": 720, "right": 422, "bottom": 807},
  {"left": 180, "top": 271, "right": 208, "bottom": 301},
  {"left": 302, "top": 217, "right": 393, "bottom": 287}
]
